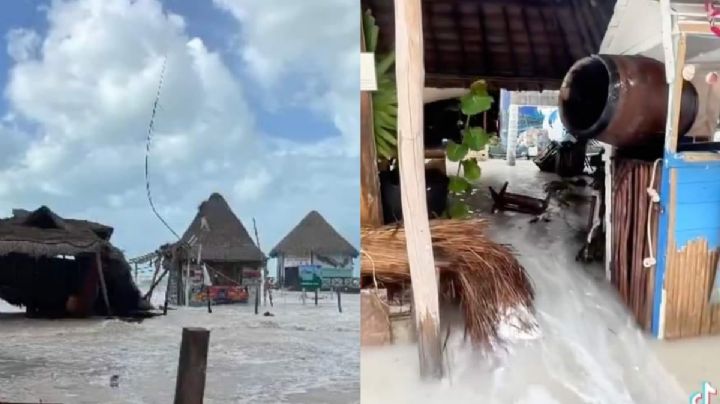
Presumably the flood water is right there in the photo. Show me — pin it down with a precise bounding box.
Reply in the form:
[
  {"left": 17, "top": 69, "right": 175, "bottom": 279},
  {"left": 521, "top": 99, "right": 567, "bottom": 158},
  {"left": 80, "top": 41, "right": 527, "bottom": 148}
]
[
  {"left": 0, "top": 287, "right": 359, "bottom": 403},
  {"left": 361, "top": 160, "right": 688, "bottom": 404}
]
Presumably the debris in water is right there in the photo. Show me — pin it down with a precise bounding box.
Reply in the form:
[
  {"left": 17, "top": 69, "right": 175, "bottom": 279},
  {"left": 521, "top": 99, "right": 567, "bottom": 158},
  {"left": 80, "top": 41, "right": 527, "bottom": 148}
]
[
  {"left": 489, "top": 182, "right": 549, "bottom": 215},
  {"left": 110, "top": 374, "right": 119, "bottom": 388}
]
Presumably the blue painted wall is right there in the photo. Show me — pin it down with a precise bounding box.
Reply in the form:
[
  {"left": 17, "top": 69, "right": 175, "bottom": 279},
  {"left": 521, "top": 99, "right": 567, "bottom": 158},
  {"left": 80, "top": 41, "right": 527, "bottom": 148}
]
[{"left": 652, "top": 154, "right": 720, "bottom": 336}]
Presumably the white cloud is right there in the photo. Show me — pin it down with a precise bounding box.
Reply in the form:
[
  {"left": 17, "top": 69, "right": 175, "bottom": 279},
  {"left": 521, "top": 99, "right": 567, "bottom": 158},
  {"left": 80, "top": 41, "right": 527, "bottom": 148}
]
[
  {"left": 212, "top": 0, "right": 360, "bottom": 156},
  {"left": 6, "top": 28, "right": 40, "bottom": 62},
  {"left": 233, "top": 165, "right": 272, "bottom": 201},
  {"left": 0, "top": 0, "right": 359, "bottom": 266}
]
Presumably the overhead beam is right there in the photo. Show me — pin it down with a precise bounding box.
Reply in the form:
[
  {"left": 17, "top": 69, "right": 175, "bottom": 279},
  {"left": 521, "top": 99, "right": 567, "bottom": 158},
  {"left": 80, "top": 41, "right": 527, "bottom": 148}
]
[
  {"left": 520, "top": 7, "right": 539, "bottom": 76},
  {"left": 548, "top": 7, "right": 575, "bottom": 73},
  {"left": 425, "top": 73, "right": 560, "bottom": 91},
  {"left": 536, "top": 7, "right": 561, "bottom": 77},
  {"left": 451, "top": 3, "right": 468, "bottom": 75},
  {"left": 478, "top": 4, "right": 492, "bottom": 74},
  {"left": 501, "top": 6, "right": 519, "bottom": 77},
  {"left": 394, "top": 0, "right": 444, "bottom": 379}
]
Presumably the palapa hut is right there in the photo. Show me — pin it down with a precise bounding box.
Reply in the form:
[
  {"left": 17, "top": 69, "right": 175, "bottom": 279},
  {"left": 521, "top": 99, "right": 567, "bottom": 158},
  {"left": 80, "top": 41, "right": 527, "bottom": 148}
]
[
  {"left": 270, "top": 211, "right": 358, "bottom": 290},
  {"left": 0, "top": 206, "right": 147, "bottom": 317},
  {"left": 166, "top": 193, "right": 265, "bottom": 305}
]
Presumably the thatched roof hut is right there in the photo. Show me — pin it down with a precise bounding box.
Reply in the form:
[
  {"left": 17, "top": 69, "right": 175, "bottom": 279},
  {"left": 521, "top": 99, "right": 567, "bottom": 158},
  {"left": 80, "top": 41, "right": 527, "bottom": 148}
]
[
  {"left": 163, "top": 193, "right": 265, "bottom": 303},
  {"left": 270, "top": 211, "right": 357, "bottom": 289},
  {"left": 0, "top": 206, "right": 145, "bottom": 317},
  {"left": 178, "top": 193, "right": 265, "bottom": 263},
  {"left": 270, "top": 210, "right": 358, "bottom": 258}
]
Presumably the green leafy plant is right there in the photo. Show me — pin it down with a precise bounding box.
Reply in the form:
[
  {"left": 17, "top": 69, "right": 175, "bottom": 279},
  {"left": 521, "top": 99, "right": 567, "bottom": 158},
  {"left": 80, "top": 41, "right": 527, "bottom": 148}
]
[
  {"left": 446, "top": 80, "right": 496, "bottom": 219},
  {"left": 363, "top": 10, "right": 397, "bottom": 161}
]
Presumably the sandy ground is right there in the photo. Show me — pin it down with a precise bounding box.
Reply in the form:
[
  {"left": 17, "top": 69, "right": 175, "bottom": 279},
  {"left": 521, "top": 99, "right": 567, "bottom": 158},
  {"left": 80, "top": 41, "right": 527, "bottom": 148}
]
[
  {"left": 0, "top": 288, "right": 359, "bottom": 404},
  {"left": 361, "top": 159, "right": 718, "bottom": 403}
]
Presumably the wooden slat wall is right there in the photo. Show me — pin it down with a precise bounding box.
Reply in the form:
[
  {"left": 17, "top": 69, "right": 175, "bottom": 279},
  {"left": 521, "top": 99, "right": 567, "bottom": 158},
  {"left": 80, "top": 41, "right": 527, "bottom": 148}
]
[{"left": 611, "top": 159, "right": 660, "bottom": 330}]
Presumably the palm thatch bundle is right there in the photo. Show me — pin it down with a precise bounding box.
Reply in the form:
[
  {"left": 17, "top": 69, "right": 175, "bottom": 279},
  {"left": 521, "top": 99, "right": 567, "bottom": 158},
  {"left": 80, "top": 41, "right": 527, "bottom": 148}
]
[{"left": 361, "top": 219, "right": 535, "bottom": 347}]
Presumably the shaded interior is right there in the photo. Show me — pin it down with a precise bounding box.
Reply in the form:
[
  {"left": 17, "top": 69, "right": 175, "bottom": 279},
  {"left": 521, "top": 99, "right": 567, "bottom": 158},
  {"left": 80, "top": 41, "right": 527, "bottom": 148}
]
[{"left": 560, "top": 58, "right": 610, "bottom": 134}]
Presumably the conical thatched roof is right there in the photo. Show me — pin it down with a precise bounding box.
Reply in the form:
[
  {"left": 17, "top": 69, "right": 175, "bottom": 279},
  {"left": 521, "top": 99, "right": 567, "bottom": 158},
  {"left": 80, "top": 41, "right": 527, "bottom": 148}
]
[
  {"left": 269, "top": 211, "right": 358, "bottom": 258},
  {"left": 179, "top": 193, "right": 265, "bottom": 262}
]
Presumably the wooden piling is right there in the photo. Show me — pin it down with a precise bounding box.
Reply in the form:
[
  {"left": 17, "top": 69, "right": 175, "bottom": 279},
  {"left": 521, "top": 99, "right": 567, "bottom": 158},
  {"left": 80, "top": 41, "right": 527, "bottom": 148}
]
[
  {"left": 337, "top": 290, "right": 342, "bottom": 313},
  {"left": 174, "top": 327, "right": 210, "bottom": 404},
  {"left": 96, "top": 252, "right": 112, "bottom": 317},
  {"left": 254, "top": 285, "right": 260, "bottom": 315},
  {"left": 395, "top": 0, "right": 443, "bottom": 379},
  {"left": 206, "top": 287, "right": 212, "bottom": 314},
  {"left": 314, "top": 289, "right": 318, "bottom": 306}
]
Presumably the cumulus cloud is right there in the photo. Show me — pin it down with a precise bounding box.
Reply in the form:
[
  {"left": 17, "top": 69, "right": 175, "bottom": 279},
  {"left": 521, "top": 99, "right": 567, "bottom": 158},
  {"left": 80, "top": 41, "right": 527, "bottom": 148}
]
[
  {"left": 0, "top": 0, "right": 359, "bottom": 266},
  {"left": 6, "top": 28, "right": 40, "bottom": 62},
  {"left": 212, "top": 0, "right": 360, "bottom": 155}
]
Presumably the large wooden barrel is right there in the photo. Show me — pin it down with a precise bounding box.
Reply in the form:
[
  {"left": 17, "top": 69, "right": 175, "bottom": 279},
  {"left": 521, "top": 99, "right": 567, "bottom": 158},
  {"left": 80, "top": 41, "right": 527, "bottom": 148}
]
[{"left": 558, "top": 55, "right": 698, "bottom": 147}]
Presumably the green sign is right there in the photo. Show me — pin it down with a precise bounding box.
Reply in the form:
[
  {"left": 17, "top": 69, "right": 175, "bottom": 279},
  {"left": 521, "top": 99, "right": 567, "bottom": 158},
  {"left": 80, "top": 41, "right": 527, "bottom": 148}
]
[{"left": 299, "top": 265, "right": 322, "bottom": 290}]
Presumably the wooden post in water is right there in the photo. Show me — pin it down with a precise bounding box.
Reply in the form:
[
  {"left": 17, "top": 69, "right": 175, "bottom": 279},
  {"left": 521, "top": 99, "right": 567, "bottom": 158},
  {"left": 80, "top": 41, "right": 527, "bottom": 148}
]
[
  {"left": 174, "top": 327, "right": 210, "bottom": 404},
  {"left": 254, "top": 285, "right": 260, "bottom": 315},
  {"left": 395, "top": 0, "right": 443, "bottom": 379},
  {"left": 337, "top": 289, "right": 342, "bottom": 313},
  {"left": 314, "top": 288, "right": 318, "bottom": 306},
  {"left": 301, "top": 288, "right": 306, "bottom": 305},
  {"left": 96, "top": 251, "right": 112, "bottom": 317}
]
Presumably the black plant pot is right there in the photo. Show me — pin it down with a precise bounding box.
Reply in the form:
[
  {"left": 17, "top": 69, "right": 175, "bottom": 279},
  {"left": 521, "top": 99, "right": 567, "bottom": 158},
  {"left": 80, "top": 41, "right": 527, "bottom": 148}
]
[{"left": 379, "top": 168, "right": 449, "bottom": 224}]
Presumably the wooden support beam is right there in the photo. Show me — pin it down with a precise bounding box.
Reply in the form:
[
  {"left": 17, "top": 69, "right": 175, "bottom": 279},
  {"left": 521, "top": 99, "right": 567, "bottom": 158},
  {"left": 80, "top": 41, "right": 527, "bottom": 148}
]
[
  {"left": 360, "top": 17, "right": 384, "bottom": 227},
  {"left": 520, "top": 7, "right": 538, "bottom": 76},
  {"left": 425, "top": 4, "right": 439, "bottom": 73},
  {"left": 96, "top": 251, "right": 112, "bottom": 317},
  {"left": 174, "top": 327, "right": 210, "bottom": 404},
  {"left": 394, "top": 0, "right": 443, "bottom": 379},
  {"left": 666, "top": 33, "right": 688, "bottom": 153},
  {"left": 501, "top": 6, "right": 519, "bottom": 77},
  {"left": 536, "top": 8, "right": 561, "bottom": 78},
  {"left": 451, "top": 3, "right": 468, "bottom": 75},
  {"left": 478, "top": 4, "right": 492, "bottom": 75},
  {"left": 569, "top": 0, "right": 595, "bottom": 54},
  {"left": 573, "top": 0, "right": 602, "bottom": 47},
  {"left": 548, "top": 7, "right": 575, "bottom": 73}
]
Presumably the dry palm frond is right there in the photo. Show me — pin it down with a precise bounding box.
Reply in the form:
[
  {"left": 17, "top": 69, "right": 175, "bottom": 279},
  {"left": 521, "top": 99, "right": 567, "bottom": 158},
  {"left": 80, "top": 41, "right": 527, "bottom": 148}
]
[{"left": 361, "top": 219, "right": 535, "bottom": 347}]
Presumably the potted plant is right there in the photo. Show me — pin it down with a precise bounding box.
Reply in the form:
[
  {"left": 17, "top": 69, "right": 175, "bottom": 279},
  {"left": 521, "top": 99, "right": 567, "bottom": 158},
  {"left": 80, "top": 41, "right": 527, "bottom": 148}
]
[{"left": 445, "top": 80, "right": 497, "bottom": 218}]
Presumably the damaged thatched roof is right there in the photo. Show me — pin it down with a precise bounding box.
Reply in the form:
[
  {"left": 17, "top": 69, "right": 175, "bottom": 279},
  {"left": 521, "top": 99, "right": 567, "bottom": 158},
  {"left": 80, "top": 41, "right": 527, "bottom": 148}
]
[
  {"left": 178, "top": 193, "right": 265, "bottom": 262},
  {"left": 0, "top": 206, "right": 113, "bottom": 257},
  {"left": 269, "top": 211, "right": 358, "bottom": 258}
]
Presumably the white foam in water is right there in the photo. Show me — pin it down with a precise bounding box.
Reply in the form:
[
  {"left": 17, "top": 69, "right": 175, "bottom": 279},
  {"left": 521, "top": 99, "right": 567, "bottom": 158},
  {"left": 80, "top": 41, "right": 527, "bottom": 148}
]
[
  {"left": 361, "top": 161, "right": 688, "bottom": 404},
  {"left": 0, "top": 290, "right": 359, "bottom": 404}
]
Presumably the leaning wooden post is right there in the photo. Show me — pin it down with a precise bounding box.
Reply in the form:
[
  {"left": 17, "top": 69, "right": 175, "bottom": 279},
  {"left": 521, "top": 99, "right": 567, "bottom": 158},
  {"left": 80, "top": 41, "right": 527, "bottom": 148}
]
[
  {"left": 395, "top": 0, "right": 443, "bottom": 379},
  {"left": 174, "top": 327, "right": 210, "bottom": 404},
  {"left": 337, "top": 289, "right": 342, "bottom": 313},
  {"left": 96, "top": 251, "right": 112, "bottom": 317}
]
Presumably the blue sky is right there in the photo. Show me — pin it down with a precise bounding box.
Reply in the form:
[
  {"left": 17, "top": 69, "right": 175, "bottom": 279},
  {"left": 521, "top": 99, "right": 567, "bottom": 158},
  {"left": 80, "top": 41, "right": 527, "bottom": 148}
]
[{"left": 0, "top": 0, "right": 359, "bottom": 274}]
